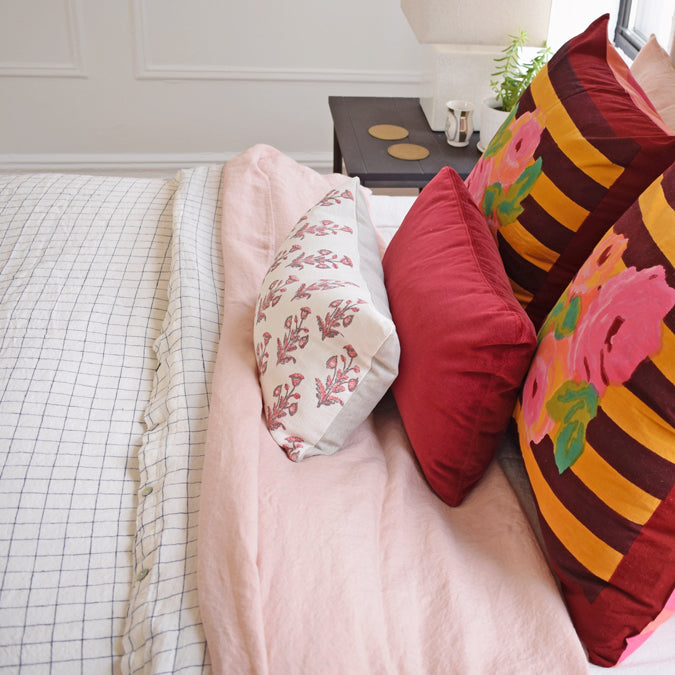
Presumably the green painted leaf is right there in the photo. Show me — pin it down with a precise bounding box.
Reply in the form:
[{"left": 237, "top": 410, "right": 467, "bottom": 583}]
[
  {"left": 555, "top": 294, "right": 582, "bottom": 339},
  {"left": 488, "top": 159, "right": 543, "bottom": 228},
  {"left": 552, "top": 420, "right": 586, "bottom": 474},
  {"left": 546, "top": 380, "right": 599, "bottom": 473},
  {"left": 539, "top": 292, "right": 581, "bottom": 340},
  {"left": 482, "top": 183, "right": 503, "bottom": 220},
  {"left": 538, "top": 298, "right": 563, "bottom": 340},
  {"left": 505, "top": 158, "right": 542, "bottom": 203},
  {"left": 484, "top": 106, "right": 518, "bottom": 158},
  {"left": 497, "top": 201, "right": 524, "bottom": 227}
]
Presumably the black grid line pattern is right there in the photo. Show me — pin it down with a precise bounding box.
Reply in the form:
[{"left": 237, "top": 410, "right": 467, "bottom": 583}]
[
  {"left": 0, "top": 172, "right": 176, "bottom": 673},
  {"left": 121, "top": 166, "right": 223, "bottom": 674}
]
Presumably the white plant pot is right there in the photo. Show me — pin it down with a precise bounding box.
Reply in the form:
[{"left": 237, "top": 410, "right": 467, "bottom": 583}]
[{"left": 479, "top": 97, "right": 510, "bottom": 152}]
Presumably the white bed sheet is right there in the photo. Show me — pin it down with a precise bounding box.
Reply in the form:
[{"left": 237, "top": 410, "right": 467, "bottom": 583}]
[
  {"left": 368, "top": 193, "right": 417, "bottom": 244},
  {"left": 0, "top": 167, "right": 223, "bottom": 673},
  {"left": 121, "top": 166, "right": 223, "bottom": 673}
]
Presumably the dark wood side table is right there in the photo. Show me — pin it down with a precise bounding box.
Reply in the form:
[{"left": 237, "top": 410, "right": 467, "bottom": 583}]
[{"left": 329, "top": 96, "right": 480, "bottom": 190}]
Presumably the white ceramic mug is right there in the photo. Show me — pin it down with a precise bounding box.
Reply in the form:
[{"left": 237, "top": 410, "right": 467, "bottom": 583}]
[{"left": 445, "top": 100, "right": 475, "bottom": 147}]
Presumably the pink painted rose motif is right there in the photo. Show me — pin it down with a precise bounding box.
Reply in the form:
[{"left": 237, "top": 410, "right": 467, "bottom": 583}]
[
  {"left": 521, "top": 332, "right": 568, "bottom": 445},
  {"left": 465, "top": 155, "right": 492, "bottom": 207},
  {"left": 568, "top": 265, "right": 675, "bottom": 395},
  {"left": 497, "top": 110, "right": 545, "bottom": 188},
  {"left": 522, "top": 242, "right": 675, "bottom": 473},
  {"left": 569, "top": 231, "right": 628, "bottom": 297},
  {"left": 465, "top": 106, "right": 545, "bottom": 233}
]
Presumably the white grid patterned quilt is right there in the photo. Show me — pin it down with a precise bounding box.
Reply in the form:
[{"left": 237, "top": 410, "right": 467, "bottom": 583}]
[{"left": 0, "top": 167, "right": 223, "bottom": 673}]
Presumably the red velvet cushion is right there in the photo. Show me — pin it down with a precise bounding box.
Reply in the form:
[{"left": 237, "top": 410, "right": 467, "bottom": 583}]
[{"left": 382, "top": 167, "right": 537, "bottom": 506}]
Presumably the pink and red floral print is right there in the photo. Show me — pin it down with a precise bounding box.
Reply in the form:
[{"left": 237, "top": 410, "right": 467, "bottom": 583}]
[
  {"left": 254, "top": 179, "right": 398, "bottom": 461},
  {"left": 466, "top": 106, "right": 545, "bottom": 235}
]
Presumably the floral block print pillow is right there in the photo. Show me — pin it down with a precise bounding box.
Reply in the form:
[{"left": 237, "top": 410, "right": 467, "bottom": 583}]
[
  {"left": 514, "top": 164, "right": 675, "bottom": 666},
  {"left": 466, "top": 14, "right": 675, "bottom": 331},
  {"left": 254, "top": 178, "right": 399, "bottom": 461}
]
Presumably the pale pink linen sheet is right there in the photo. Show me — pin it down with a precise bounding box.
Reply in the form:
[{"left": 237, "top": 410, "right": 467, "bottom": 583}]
[{"left": 198, "top": 144, "right": 589, "bottom": 674}]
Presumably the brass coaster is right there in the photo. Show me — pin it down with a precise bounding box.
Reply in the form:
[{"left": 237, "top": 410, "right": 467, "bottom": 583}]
[
  {"left": 387, "top": 142, "right": 430, "bottom": 161},
  {"left": 368, "top": 124, "right": 409, "bottom": 141}
]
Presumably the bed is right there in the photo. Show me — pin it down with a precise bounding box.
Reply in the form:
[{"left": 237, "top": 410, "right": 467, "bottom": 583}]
[
  {"left": 2, "top": 14, "right": 675, "bottom": 675},
  {"left": 0, "top": 163, "right": 425, "bottom": 673},
  {"left": 1, "top": 150, "right": 673, "bottom": 674}
]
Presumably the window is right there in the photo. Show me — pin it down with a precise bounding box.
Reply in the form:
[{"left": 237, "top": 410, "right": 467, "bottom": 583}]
[{"left": 614, "top": 0, "right": 674, "bottom": 58}]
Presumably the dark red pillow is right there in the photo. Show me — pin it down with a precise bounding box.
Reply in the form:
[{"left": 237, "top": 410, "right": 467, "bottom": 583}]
[
  {"left": 383, "top": 167, "right": 537, "bottom": 506},
  {"left": 514, "top": 164, "right": 675, "bottom": 666},
  {"left": 465, "top": 14, "right": 675, "bottom": 330}
]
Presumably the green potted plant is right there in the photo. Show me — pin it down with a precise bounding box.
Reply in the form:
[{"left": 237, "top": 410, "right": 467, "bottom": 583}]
[{"left": 480, "top": 30, "right": 551, "bottom": 151}]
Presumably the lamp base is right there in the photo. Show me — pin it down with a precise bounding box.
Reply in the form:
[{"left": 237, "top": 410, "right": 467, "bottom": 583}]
[{"left": 418, "top": 44, "right": 499, "bottom": 132}]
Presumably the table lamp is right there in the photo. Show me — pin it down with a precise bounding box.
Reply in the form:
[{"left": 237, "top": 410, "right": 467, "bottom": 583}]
[{"left": 400, "top": 0, "right": 552, "bottom": 131}]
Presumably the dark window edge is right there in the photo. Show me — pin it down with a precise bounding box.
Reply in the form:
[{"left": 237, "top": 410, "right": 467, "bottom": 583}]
[{"left": 613, "top": 0, "right": 648, "bottom": 60}]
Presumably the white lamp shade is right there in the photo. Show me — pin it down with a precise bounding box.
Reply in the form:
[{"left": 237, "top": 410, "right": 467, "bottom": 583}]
[{"left": 401, "top": 0, "right": 553, "bottom": 46}]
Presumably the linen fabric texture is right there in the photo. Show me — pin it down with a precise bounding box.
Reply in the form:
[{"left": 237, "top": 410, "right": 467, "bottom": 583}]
[
  {"left": 466, "top": 14, "right": 675, "bottom": 330},
  {"left": 200, "top": 143, "right": 591, "bottom": 675},
  {"left": 630, "top": 34, "right": 675, "bottom": 132},
  {"left": 515, "top": 163, "right": 675, "bottom": 666},
  {"left": 254, "top": 178, "right": 399, "bottom": 461},
  {"left": 383, "top": 167, "right": 537, "bottom": 506}
]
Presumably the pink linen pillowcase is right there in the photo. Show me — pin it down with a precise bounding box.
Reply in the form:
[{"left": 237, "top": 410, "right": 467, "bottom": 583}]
[
  {"left": 382, "top": 167, "right": 537, "bottom": 506},
  {"left": 631, "top": 34, "right": 675, "bottom": 132}
]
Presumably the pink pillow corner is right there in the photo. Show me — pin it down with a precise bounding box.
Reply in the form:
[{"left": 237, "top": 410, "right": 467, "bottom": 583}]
[{"left": 630, "top": 34, "right": 675, "bottom": 132}]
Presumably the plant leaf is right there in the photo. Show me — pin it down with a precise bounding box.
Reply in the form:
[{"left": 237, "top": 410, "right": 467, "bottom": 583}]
[{"left": 490, "top": 30, "right": 550, "bottom": 111}]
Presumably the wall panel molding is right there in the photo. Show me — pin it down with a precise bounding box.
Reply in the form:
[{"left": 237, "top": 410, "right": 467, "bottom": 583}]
[
  {"left": 0, "top": 151, "right": 333, "bottom": 175},
  {"left": 135, "top": 63, "right": 422, "bottom": 84},
  {"left": 0, "top": 0, "right": 86, "bottom": 78},
  {"left": 131, "top": 0, "right": 420, "bottom": 84}
]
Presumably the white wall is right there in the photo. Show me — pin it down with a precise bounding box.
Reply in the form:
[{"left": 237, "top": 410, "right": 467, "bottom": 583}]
[
  {"left": 0, "top": 0, "right": 631, "bottom": 174},
  {"left": 547, "top": 0, "right": 619, "bottom": 51},
  {"left": 0, "top": 0, "right": 424, "bottom": 172}
]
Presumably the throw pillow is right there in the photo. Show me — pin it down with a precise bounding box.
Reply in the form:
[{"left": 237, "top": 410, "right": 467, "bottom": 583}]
[
  {"left": 466, "top": 14, "right": 675, "bottom": 330},
  {"left": 254, "top": 178, "right": 399, "bottom": 461},
  {"left": 631, "top": 34, "right": 675, "bottom": 132},
  {"left": 382, "top": 167, "right": 537, "bottom": 507},
  {"left": 514, "top": 163, "right": 675, "bottom": 666}
]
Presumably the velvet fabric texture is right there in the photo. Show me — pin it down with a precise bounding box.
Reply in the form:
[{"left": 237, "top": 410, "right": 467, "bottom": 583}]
[{"left": 383, "top": 167, "right": 537, "bottom": 506}]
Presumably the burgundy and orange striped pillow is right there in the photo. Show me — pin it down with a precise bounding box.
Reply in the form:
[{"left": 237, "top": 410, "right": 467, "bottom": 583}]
[
  {"left": 514, "top": 163, "right": 675, "bottom": 666},
  {"left": 466, "top": 14, "right": 675, "bottom": 330}
]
